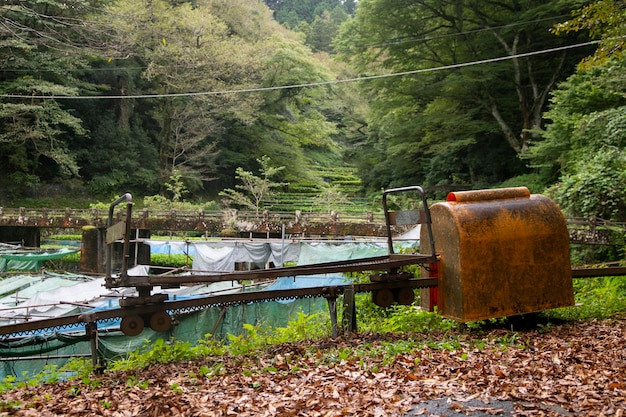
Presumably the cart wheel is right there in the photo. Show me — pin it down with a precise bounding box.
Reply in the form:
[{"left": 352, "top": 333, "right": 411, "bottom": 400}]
[
  {"left": 121, "top": 315, "right": 144, "bottom": 336},
  {"left": 396, "top": 287, "right": 415, "bottom": 305},
  {"left": 372, "top": 288, "right": 394, "bottom": 308},
  {"left": 149, "top": 311, "right": 172, "bottom": 333}
]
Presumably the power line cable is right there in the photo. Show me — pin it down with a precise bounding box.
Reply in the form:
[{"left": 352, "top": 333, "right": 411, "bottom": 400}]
[
  {"left": 356, "top": 14, "right": 574, "bottom": 50},
  {"left": 0, "top": 5, "right": 569, "bottom": 73},
  {"left": 0, "top": 39, "right": 600, "bottom": 101},
  {"left": 0, "top": 13, "right": 575, "bottom": 73}
]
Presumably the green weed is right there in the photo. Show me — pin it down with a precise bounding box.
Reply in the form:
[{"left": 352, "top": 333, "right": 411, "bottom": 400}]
[
  {"left": 109, "top": 338, "right": 197, "bottom": 371},
  {"left": 126, "top": 375, "right": 149, "bottom": 389},
  {"left": 66, "top": 385, "right": 81, "bottom": 397},
  {"left": 548, "top": 276, "right": 626, "bottom": 321},
  {"left": 0, "top": 375, "right": 18, "bottom": 393},
  {"left": 494, "top": 332, "right": 521, "bottom": 349},
  {"left": 60, "top": 357, "right": 94, "bottom": 382},
  {"left": 195, "top": 334, "right": 227, "bottom": 356},
  {"left": 269, "top": 312, "right": 329, "bottom": 343},
  {"left": 0, "top": 399, "right": 22, "bottom": 412},
  {"left": 169, "top": 383, "right": 183, "bottom": 394},
  {"left": 226, "top": 323, "right": 265, "bottom": 355}
]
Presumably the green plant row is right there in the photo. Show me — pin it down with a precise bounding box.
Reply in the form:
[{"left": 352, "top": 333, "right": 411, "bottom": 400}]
[
  {"left": 150, "top": 254, "right": 191, "bottom": 269},
  {"left": 38, "top": 252, "right": 192, "bottom": 271},
  {"left": 46, "top": 234, "right": 82, "bottom": 241}
]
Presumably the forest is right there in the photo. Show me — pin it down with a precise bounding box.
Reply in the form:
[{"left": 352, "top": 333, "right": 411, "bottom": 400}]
[{"left": 0, "top": 0, "right": 624, "bottom": 222}]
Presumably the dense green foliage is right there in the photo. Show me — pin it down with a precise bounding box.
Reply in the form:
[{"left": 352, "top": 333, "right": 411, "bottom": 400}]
[
  {"left": 265, "top": 0, "right": 355, "bottom": 53},
  {"left": 526, "top": 1, "right": 626, "bottom": 222},
  {"left": 1, "top": 0, "right": 625, "bottom": 233},
  {"left": 0, "top": 0, "right": 358, "bottom": 204},
  {"left": 334, "top": 0, "right": 591, "bottom": 194}
]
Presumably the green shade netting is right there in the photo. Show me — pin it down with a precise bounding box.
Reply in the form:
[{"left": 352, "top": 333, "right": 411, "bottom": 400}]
[
  {"left": 298, "top": 242, "right": 387, "bottom": 265},
  {"left": 0, "top": 248, "right": 78, "bottom": 272},
  {"left": 0, "top": 296, "right": 328, "bottom": 381},
  {"left": 0, "top": 276, "right": 88, "bottom": 306},
  {"left": 0, "top": 275, "right": 41, "bottom": 299}
]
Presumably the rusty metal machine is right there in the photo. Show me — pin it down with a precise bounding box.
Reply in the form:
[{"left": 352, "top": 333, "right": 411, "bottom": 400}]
[
  {"left": 421, "top": 187, "right": 574, "bottom": 321},
  {"left": 102, "top": 185, "right": 577, "bottom": 334},
  {"left": 0, "top": 185, "right": 583, "bottom": 341}
]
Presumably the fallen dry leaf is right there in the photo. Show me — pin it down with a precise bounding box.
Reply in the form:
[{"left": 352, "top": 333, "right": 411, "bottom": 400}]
[{"left": 1, "top": 316, "right": 625, "bottom": 416}]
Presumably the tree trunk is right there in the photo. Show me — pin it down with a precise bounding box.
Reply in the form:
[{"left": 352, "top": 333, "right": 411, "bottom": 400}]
[{"left": 490, "top": 102, "right": 522, "bottom": 154}]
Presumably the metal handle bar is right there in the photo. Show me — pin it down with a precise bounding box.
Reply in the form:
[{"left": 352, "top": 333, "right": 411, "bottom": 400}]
[
  {"left": 106, "top": 193, "right": 133, "bottom": 280},
  {"left": 382, "top": 186, "right": 436, "bottom": 257}
]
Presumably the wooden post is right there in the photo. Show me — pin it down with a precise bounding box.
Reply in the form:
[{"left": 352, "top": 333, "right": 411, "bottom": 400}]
[
  {"left": 81, "top": 226, "right": 105, "bottom": 273},
  {"left": 327, "top": 296, "right": 338, "bottom": 338},
  {"left": 342, "top": 285, "right": 357, "bottom": 335},
  {"left": 85, "top": 322, "right": 101, "bottom": 372}
]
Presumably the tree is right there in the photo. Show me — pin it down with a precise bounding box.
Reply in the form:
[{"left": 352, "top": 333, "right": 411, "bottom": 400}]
[
  {"left": 0, "top": 1, "right": 99, "bottom": 189},
  {"left": 267, "top": 0, "right": 350, "bottom": 26},
  {"left": 552, "top": 0, "right": 626, "bottom": 69},
  {"left": 314, "top": 184, "right": 349, "bottom": 213},
  {"left": 212, "top": 33, "right": 344, "bottom": 193},
  {"left": 334, "top": 0, "right": 590, "bottom": 191},
  {"left": 0, "top": 1, "right": 166, "bottom": 200},
  {"left": 164, "top": 170, "right": 189, "bottom": 203},
  {"left": 102, "top": 0, "right": 346, "bottom": 199},
  {"left": 100, "top": 0, "right": 270, "bottom": 194},
  {"left": 219, "top": 156, "right": 287, "bottom": 214},
  {"left": 307, "top": 12, "right": 340, "bottom": 53},
  {"left": 526, "top": 58, "right": 626, "bottom": 181},
  {"left": 525, "top": 1, "right": 626, "bottom": 220},
  {"left": 0, "top": 0, "right": 366, "bottom": 204},
  {"left": 266, "top": 0, "right": 352, "bottom": 52}
]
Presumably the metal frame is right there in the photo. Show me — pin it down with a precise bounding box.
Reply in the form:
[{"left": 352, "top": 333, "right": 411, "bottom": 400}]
[
  {"left": 105, "top": 193, "right": 133, "bottom": 285},
  {"left": 382, "top": 185, "right": 436, "bottom": 256},
  {"left": 1, "top": 185, "right": 441, "bottom": 343},
  {"left": 105, "top": 186, "right": 438, "bottom": 291}
]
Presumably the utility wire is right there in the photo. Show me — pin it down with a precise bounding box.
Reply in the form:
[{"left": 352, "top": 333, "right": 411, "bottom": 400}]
[
  {"left": 356, "top": 14, "right": 574, "bottom": 50},
  {"left": 0, "top": 13, "right": 575, "bottom": 72},
  {"left": 0, "top": 39, "right": 600, "bottom": 101}
]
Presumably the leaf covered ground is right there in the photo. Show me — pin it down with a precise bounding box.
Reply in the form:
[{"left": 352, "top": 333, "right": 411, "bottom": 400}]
[{"left": 1, "top": 316, "right": 625, "bottom": 417}]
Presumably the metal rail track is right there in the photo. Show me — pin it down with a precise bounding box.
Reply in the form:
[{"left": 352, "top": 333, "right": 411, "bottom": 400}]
[
  {"left": 110, "top": 253, "right": 437, "bottom": 288},
  {"left": 0, "top": 278, "right": 438, "bottom": 338},
  {"left": 571, "top": 266, "right": 626, "bottom": 278},
  {"left": 2, "top": 265, "right": 626, "bottom": 338}
]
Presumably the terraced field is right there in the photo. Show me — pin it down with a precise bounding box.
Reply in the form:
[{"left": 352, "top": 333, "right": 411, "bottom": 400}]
[{"left": 267, "top": 165, "right": 370, "bottom": 212}]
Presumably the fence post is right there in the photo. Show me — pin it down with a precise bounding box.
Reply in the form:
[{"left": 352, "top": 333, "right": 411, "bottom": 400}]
[{"left": 342, "top": 285, "right": 356, "bottom": 335}]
